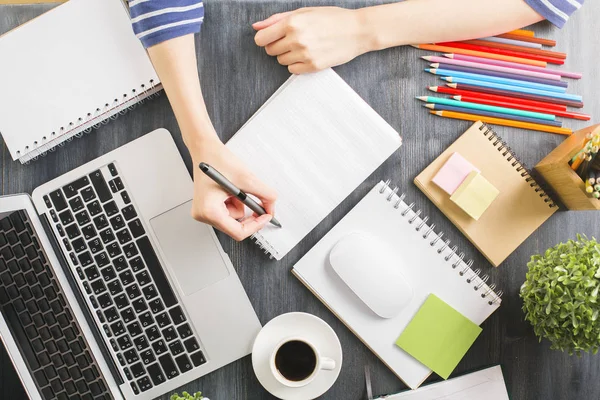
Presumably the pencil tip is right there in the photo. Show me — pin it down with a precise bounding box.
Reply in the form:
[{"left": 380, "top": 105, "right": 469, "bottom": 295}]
[
  {"left": 444, "top": 53, "right": 454, "bottom": 58},
  {"left": 410, "top": 44, "right": 420, "bottom": 48},
  {"left": 421, "top": 56, "right": 432, "bottom": 61},
  {"left": 441, "top": 77, "right": 451, "bottom": 82},
  {"left": 453, "top": 95, "right": 461, "bottom": 100},
  {"left": 424, "top": 104, "right": 435, "bottom": 109},
  {"left": 431, "top": 63, "right": 439, "bottom": 68},
  {"left": 416, "top": 96, "right": 427, "bottom": 101},
  {"left": 428, "top": 86, "right": 438, "bottom": 92},
  {"left": 425, "top": 69, "right": 434, "bottom": 74},
  {"left": 447, "top": 83, "right": 458, "bottom": 88}
]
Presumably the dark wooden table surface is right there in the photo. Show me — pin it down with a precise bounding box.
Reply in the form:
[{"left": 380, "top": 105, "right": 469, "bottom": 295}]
[{"left": 1, "top": 1, "right": 599, "bottom": 399}]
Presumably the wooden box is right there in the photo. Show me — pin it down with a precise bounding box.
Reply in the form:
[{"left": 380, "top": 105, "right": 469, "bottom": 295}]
[{"left": 535, "top": 124, "right": 600, "bottom": 210}]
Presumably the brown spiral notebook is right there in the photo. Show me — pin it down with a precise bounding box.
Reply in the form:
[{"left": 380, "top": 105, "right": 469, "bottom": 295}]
[{"left": 414, "top": 121, "right": 557, "bottom": 266}]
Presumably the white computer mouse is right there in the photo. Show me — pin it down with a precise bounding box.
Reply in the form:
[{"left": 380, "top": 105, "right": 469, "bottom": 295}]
[{"left": 329, "top": 232, "right": 413, "bottom": 319}]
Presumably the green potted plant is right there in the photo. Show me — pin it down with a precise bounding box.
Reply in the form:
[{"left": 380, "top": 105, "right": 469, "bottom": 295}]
[
  {"left": 170, "top": 391, "right": 207, "bottom": 400},
  {"left": 520, "top": 235, "right": 600, "bottom": 355}
]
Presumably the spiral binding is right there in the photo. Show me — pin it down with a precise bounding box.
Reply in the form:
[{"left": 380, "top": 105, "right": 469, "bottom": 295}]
[
  {"left": 17, "top": 78, "right": 162, "bottom": 164},
  {"left": 478, "top": 123, "right": 556, "bottom": 208},
  {"left": 379, "top": 179, "right": 502, "bottom": 305},
  {"left": 251, "top": 232, "right": 279, "bottom": 260}
]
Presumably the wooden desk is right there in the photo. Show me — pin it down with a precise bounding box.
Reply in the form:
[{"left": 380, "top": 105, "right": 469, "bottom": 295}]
[{"left": 0, "top": 1, "right": 598, "bottom": 399}]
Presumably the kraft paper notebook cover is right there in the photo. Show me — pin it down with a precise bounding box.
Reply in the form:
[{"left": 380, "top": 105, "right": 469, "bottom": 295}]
[
  {"left": 0, "top": 0, "right": 161, "bottom": 164},
  {"left": 415, "top": 121, "right": 557, "bottom": 266},
  {"left": 292, "top": 181, "right": 501, "bottom": 389}
]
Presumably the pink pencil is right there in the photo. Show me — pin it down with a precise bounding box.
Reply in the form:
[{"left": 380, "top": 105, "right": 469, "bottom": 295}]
[
  {"left": 422, "top": 55, "right": 560, "bottom": 81},
  {"left": 445, "top": 53, "right": 582, "bottom": 79}
]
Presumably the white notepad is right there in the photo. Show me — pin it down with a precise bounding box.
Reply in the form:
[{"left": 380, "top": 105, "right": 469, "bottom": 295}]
[
  {"left": 376, "top": 366, "right": 509, "bottom": 400},
  {"left": 226, "top": 69, "right": 402, "bottom": 260},
  {"left": 292, "top": 181, "right": 501, "bottom": 389},
  {"left": 0, "top": 0, "right": 160, "bottom": 163}
]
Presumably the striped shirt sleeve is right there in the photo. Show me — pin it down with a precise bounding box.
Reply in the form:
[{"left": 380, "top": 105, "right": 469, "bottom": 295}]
[
  {"left": 524, "top": 0, "right": 583, "bottom": 28},
  {"left": 128, "top": 0, "right": 204, "bottom": 48}
]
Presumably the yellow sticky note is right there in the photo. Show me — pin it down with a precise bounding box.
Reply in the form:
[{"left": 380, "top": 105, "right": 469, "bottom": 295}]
[{"left": 450, "top": 171, "right": 499, "bottom": 220}]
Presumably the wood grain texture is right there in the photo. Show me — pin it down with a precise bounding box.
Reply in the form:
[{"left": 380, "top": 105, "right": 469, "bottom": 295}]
[{"left": 1, "top": 1, "right": 600, "bottom": 399}]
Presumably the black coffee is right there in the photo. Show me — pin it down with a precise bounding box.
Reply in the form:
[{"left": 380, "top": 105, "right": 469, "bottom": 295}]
[{"left": 275, "top": 340, "right": 317, "bottom": 381}]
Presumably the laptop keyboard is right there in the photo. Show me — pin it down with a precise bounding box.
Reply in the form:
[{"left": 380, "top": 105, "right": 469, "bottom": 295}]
[
  {"left": 43, "top": 163, "right": 206, "bottom": 395},
  {"left": 0, "top": 210, "right": 112, "bottom": 400}
]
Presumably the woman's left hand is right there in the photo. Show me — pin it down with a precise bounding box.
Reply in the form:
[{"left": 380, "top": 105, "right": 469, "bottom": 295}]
[{"left": 253, "top": 7, "right": 374, "bottom": 74}]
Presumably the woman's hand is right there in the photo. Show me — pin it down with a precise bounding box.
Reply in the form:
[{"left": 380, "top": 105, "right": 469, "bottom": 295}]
[
  {"left": 253, "top": 7, "right": 375, "bottom": 74},
  {"left": 190, "top": 136, "right": 277, "bottom": 241}
]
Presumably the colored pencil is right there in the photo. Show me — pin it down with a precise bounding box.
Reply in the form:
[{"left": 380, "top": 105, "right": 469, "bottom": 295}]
[
  {"left": 452, "top": 95, "right": 591, "bottom": 121},
  {"left": 497, "top": 33, "right": 556, "bottom": 47},
  {"left": 428, "top": 86, "right": 567, "bottom": 111},
  {"left": 424, "top": 104, "right": 563, "bottom": 127},
  {"left": 481, "top": 36, "right": 542, "bottom": 49},
  {"left": 430, "top": 110, "right": 572, "bottom": 135},
  {"left": 416, "top": 96, "right": 555, "bottom": 120},
  {"left": 427, "top": 68, "right": 566, "bottom": 92},
  {"left": 506, "top": 29, "right": 536, "bottom": 38},
  {"left": 430, "top": 63, "right": 567, "bottom": 88},
  {"left": 436, "top": 42, "right": 565, "bottom": 64},
  {"left": 422, "top": 56, "right": 560, "bottom": 81},
  {"left": 441, "top": 77, "right": 581, "bottom": 101},
  {"left": 445, "top": 83, "right": 584, "bottom": 108},
  {"left": 445, "top": 54, "right": 582, "bottom": 79},
  {"left": 463, "top": 39, "right": 566, "bottom": 59},
  {"left": 411, "top": 44, "right": 547, "bottom": 67}
]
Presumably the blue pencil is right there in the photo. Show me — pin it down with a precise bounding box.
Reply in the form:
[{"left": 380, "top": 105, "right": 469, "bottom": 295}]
[
  {"left": 424, "top": 104, "right": 563, "bottom": 127},
  {"left": 427, "top": 68, "right": 565, "bottom": 93},
  {"left": 441, "top": 77, "right": 583, "bottom": 102}
]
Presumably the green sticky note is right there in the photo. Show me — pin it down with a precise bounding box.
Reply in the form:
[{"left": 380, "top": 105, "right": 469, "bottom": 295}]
[{"left": 395, "top": 294, "right": 482, "bottom": 379}]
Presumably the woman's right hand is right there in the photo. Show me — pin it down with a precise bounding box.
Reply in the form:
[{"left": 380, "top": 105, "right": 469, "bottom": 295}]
[{"left": 189, "top": 136, "right": 278, "bottom": 241}]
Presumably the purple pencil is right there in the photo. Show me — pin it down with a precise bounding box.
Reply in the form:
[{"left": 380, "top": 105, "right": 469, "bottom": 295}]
[{"left": 430, "top": 63, "right": 568, "bottom": 88}]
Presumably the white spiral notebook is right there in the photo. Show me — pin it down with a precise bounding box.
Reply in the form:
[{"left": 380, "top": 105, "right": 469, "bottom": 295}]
[
  {"left": 0, "top": 0, "right": 161, "bottom": 163},
  {"left": 226, "top": 69, "right": 402, "bottom": 260},
  {"left": 292, "top": 181, "right": 502, "bottom": 389}
]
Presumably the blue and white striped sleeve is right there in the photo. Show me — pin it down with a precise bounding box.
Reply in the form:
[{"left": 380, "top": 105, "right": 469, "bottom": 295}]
[
  {"left": 524, "top": 0, "right": 583, "bottom": 28},
  {"left": 128, "top": 0, "right": 204, "bottom": 48}
]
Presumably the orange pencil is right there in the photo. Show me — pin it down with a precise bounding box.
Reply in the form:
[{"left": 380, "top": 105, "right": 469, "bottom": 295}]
[
  {"left": 507, "top": 29, "right": 535, "bottom": 37},
  {"left": 497, "top": 33, "right": 556, "bottom": 47},
  {"left": 464, "top": 39, "right": 566, "bottom": 60},
  {"left": 430, "top": 110, "right": 572, "bottom": 135},
  {"left": 411, "top": 44, "right": 547, "bottom": 67}
]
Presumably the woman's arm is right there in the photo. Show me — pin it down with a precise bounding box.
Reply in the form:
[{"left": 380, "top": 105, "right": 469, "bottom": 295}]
[
  {"left": 130, "top": 0, "right": 277, "bottom": 240},
  {"left": 253, "top": 0, "right": 559, "bottom": 74}
]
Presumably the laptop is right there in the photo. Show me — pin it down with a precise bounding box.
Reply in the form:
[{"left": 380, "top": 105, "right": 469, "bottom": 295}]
[{"left": 0, "top": 128, "right": 261, "bottom": 400}]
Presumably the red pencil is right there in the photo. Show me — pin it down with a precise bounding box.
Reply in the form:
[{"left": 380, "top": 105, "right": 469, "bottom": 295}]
[
  {"left": 497, "top": 33, "right": 557, "bottom": 47},
  {"left": 445, "top": 83, "right": 584, "bottom": 108},
  {"left": 427, "top": 86, "right": 567, "bottom": 111},
  {"left": 464, "top": 39, "right": 567, "bottom": 59},
  {"left": 452, "top": 95, "right": 590, "bottom": 120},
  {"left": 437, "top": 42, "right": 565, "bottom": 65}
]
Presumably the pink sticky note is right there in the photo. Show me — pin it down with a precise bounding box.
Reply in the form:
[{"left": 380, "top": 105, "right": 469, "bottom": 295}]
[{"left": 432, "top": 153, "right": 480, "bottom": 195}]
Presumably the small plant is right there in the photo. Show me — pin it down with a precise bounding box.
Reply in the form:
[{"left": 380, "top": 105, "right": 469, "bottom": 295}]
[
  {"left": 520, "top": 235, "right": 600, "bottom": 355},
  {"left": 170, "top": 391, "right": 205, "bottom": 400}
]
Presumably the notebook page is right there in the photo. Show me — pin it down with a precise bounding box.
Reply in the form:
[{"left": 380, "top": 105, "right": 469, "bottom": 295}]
[
  {"left": 0, "top": 0, "right": 158, "bottom": 160},
  {"left": 227, "top": 70, "right": 402, "bottom": 260},
  {"left": 292, "top": 182, "right": 500, "bottom": 388},
  {"left": 379, "top": 366, "right": 509, "bottom": 400}
]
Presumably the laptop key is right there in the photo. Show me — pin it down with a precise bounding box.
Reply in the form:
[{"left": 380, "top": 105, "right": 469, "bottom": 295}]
[
  {"left": 108, "top": 280, "right": 123, "bottom": 295},
  {"left": 184, "top": 337, "right": 200, "bottom": 353},
  {"left": 104, "top": 307, "right": 119, "bottom": 322},
  {"left": 63, "top": 177, "right": 90, "bottom": 199},
  {"left": 139, "top": 311, "right": 153, "bottom": 328},
  {"left": 100, "top": 228, "right": 115, "bottom": 245},
  {"left": 153, "top": 340, "right": 168, "bottom": 356},
  {"left": 94, "top": 252, "right": 110, "bottom": 268},
  {"left": 2, "top": 303, "right": 40, "bottom": 370},
  {"left": 75, "top": 210, "right": 91, "bottom": 226},
  {"left": 169, "top": 340, "right": 184, "bottom": 356},
  {"left": 121, "top": 191, "right": 131, "bottom": 204},
  {"left": 69, "top": 196, "right": 84, "bottom": 212},
  {"left": 87, "top": 200, "right": 102, "bottom": 217},
  {"left": 127, "top": 321, "right": 143, "bottom": 337},
  {"left": 124, "top": 348, "right": 139, "bottom": 364},
  {"left": 59, "top": 210, "right": 74, "bottom": 225},
  {"left": 130, "top": 362, "right": 145, "bottom": 378},
  {"left": 108, "top": 163, "right": 118, "bottom": 177},
  {"left": 49, "top": 190, "right": 67, "bottom": 212},
  {"left": 169, "top": 306, "right": 186, "bottom": 325},
  {"left": 147, "top": 362, "right": 166, "bottom": 386},
  {"left": 149, "top": 298, "right": 164, "bottom": 313},
  {"left": 65, "top": 224, "right": 81, "bottom": 240},
  {"left": 110, "top": 215, "right": 125, "bottom": 231},
  {"left": 126, "top": 284, "right": 141, "bottom": 300},
  {"left": 175, "top": 354, "right": 193, "bottom": 373},
  {"left": 93, "top": 215, "right": 108, "bottom": 230},
  {"left": 107, "top": 242, "right": 121, "bottom": 258},
  {"left": 81, "top": 187, "right": 96, "bottom": 202},
  {"left": 134, "top": 336, "right": 149, "bottom": 351},
  {"left": 137, "top": 376, "right": 153, "bottom": 392},
  {"left": 10, "top": 212, "right": 26, "bottom": 232},
  {"left": 146, "top": 326, "right": 161, "bottom": 342},
  {"left": 122, "top": 205, "right": 137, "bottom": 221},
  {"left": 114, "top": 293, "right": 129, "bottom": 309},
  {"left": 89, "top": 170, "right": 112, "bottom": 203},
  {"left": 110, "top": 321, "right": 125, "bottom": 337},
  {"left": 190, "top": 351, "right": 206, "bottom": 367},
  {"left": 140, "top": 349, "right": 155, "bottom": 365},
  {"left": 156, "top": 312, "right": 170, "bottom": 329},
  {"left": 98, "top": 293, "right": 112, "bottom": 308},
  {"left": 117, "top": 229, "right": 132, "bottom": 245},
  {"left": 84, "top": 266, "right": 99, "bottom": 280},
  {"left": 72, "top": 238, "right": 86, "bottom": 253},
  {"left": 78, "top": 252, "right": 93, "bottom": 267},
  {"left": 100, "top": 266, "right": 116, "bottom": 282},
  {"left": 113, "top": 256, "right": 128, "bottom": 272},
  {"left": 120, "top": 270, "right": 134, "bottom": 286},
  {"left": 41, "top": 386, "right": 54, "bottom": 400},
  {"left": 81, "top": 224, "right": 96, "bottom": 240},
  {"left": 129, "top": 220, "right": 145, "bottom": 238},
  {"left": 159, "top": 354, "right": 179, "bottom": 379},
  {"left": 132, "top": 297, "right": 147, "bottom": 313},
  {"left": 121, "top": 307, "right": 135, "bottom": 324},
  {"left": 88, "top": 238, "right": 103, "bottom": 254},
  {"left": 142, "top": 283, "right": 157, "bottom": 300}
]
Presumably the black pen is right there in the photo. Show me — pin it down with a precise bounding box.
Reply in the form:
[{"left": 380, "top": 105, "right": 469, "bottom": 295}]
[{"left": 198, "top": 162, "right": 282, "bottom": 228}]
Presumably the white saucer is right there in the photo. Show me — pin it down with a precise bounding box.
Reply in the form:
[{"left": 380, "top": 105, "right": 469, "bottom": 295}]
[{"left": 252, "top": 312, "right": 343, "bottom": 400}]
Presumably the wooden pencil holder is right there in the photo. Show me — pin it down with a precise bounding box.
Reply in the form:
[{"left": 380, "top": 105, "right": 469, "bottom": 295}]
[{"left": 535, "top": 124, "right": 600, "bottom": 210}]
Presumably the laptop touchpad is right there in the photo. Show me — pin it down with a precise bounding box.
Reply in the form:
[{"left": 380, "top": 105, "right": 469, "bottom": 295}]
[{"left": 150, "top": 201, "right": 230, "bottom": 296}]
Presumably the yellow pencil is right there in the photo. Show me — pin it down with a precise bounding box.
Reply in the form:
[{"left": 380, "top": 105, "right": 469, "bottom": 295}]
[
  {"left": 430, "top": 110, "right": 572, "bottom": 136},
  {"left": 507, "top": 29, "right": 535, "bottom": 38}
]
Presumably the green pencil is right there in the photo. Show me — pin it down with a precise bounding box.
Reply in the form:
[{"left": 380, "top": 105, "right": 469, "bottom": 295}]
[{"left": 415, "top": 96, "right": 556, "bottom": 121}]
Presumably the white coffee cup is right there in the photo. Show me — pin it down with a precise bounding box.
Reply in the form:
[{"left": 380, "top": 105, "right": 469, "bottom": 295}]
[{"left": 270, "top": 337, "right": 336, "bottom": 388}]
